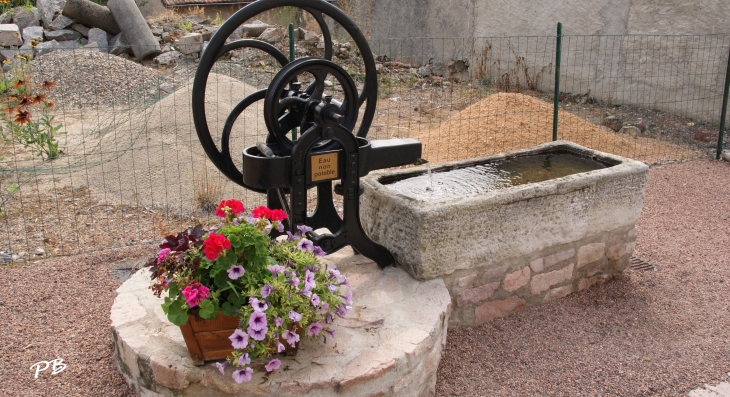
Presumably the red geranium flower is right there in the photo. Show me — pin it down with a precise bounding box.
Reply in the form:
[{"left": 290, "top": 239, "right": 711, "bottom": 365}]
[
  {"left": 251, "top": 206, "right": 271, "bottom": 219},
  {"left": 215, "top": 199, "right": 244, "bottom": 218},
  {"left": 202, "top": 232, "right": 231, "bottom": 260},
  {"left": 268, "top": 209, "right": 287, "bottom": 221}
]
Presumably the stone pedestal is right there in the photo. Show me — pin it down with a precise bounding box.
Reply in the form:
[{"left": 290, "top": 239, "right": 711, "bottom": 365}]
[{"left": 111, "top": 248, "right": 451, "bottom": 397}]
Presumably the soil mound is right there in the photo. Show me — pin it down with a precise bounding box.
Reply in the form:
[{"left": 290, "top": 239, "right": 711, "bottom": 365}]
[{"left": 415, "top": 92, "right": 698, "bottom": 163}]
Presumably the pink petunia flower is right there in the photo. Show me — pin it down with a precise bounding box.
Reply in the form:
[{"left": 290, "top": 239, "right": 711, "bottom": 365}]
[{"left": 156, "top": 248, "right": 171, "bottom": 264}]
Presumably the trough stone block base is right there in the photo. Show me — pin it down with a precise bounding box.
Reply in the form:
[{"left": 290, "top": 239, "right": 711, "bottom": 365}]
[
  {"left": 360, "top": 141, "right": 648, "bottom": 327},
  {"left": 111, "top": 248, "right": 451, "bottom": 397},
  {"left": 444, "top": 225, "right": 637, "bottom": 327}
]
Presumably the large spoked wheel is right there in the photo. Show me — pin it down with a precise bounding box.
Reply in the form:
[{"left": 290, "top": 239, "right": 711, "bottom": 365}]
[{"left": 192, "top": 0, "right": 377, "bottom": 190}]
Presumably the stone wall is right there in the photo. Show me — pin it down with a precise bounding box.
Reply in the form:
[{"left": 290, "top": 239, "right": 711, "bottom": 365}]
[{"left": 443, "top": 225, "right": 636, "bottom": 327}]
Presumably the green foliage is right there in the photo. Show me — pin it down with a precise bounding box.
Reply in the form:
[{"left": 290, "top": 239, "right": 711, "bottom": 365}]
[
  {"left": 0, "top": 181, "right": 18, "bottom": 217},
  {"left": 212, "top": 12, "right": 224, "bottom": 26},
  {"left": 146, "top": 200, "right": 349, "bottom": 380},
  {"left": 178, "top": 19, "right": 193, "bottom": 33},
  {"left": 0, "top": 57, "right": 66, "bottom": 160}
]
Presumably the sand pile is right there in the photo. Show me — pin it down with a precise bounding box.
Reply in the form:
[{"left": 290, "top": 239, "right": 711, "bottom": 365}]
[
  {"left": 14, "top": 73, "right": 272, "bottom": 214},
  {"left": 414, "top": 92, "right": 699, "bottom": 164}
]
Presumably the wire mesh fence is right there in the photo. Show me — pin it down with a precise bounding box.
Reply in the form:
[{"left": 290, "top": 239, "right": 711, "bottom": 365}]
[{"left": 0, "top": 31, "right": 728, "bottom": 262}]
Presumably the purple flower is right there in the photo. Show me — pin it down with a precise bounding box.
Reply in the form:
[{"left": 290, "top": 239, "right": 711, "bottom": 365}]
[
  {"left": 216, "top": 361, "right": 227, "bottom": 375},
  {"left": 265, "top": 358, "right": 282, "bottom": 372},
  {"left": 238, "top": 353, "right": 250, "bottom": 366},
  {"left": 307, "top": 322, "right": 323, "bottom": 337},
  {"left": 328, "top": 267, "right": 341, "bottom": 279},
  {"left": 248, "top": 326, "right": 267, "bottom": 341},
  {"left": 297, "top": 224, "right": 313, "bottom": 235},
  {"left": 298, "top": 289, "right": 312, "bottom": 297},
  {"left": 227, "top": 265, "right": 245, "bottom": 280},
  {"left": 274, "top": 317, "right": 283, "bottom": 327},
  {"left": 304, "top": 270, "right": 316, "bottom": 291},
  {"left": 261, "top": 284, "right": 273, "bottom": 298},
  {"left": 325, "top": 328, "right": 336, "bottom": 338},
  {"left": 340, "top": 290, "right": 353, "bottom": 305},
  {"left": 339, "top": 277, "right": 350, "bottom": 287},
  {"left": 244, "top": 216, "right": 257, "bottom": 225},
  {"left": 288, "top": 273, "right": 300, "bottom": 289},
  {"left": 283, "top": 329, "right": 300, "bottom": 347},
  {"left": 276, "top": 222, "right": 285, "bottom": 233},
  {"left": 317, "top": 301, "right": 330, "bottom": 315},
  {"left": 297, "top": 238, "right": 314, "bottom": 252},
  {"left": 232, "top": 367, "right": 253, "bottom": 383},
  {"left": 327, "top": 284, "right": 338, "bottom": 293},
  {"left": 312, "top": 246, "right": 326, "bottom": 257},
  {"left": 250, "top": 297, "right": 268, "bottom": 312},
  {"left": 277, "top": 340, "right": 285, "bottom": 352},
  {"left": 286, "top": 231, "right": 299, "bottom": 241},
  {"left": 289, "top": 310, "right": 302, "bottom": 322},
  {"left": 311, "top": 294, "right": 320, "bottom": 307},
  {"left": 248, "top": 311, "right": 267, "bottom": 331},
  {"left": 336, "top": 304, "right": 351, "bottom": 317},
  {"left": 267, "top": 265, "right": 286, "bottom": 277},
  {"left": 324, "top": 314, "right": 335, "bottom": 324},
  {"left": 229, "top": 329, "right": 249, "bottom": 349},
  {"left": 262, "top": 219, "right": 272, "bottom": 234}
]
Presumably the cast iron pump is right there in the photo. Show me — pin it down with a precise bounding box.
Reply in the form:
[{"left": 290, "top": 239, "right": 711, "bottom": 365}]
[{"left": 192, "top": 0, "right": 421, "bottom": 268}]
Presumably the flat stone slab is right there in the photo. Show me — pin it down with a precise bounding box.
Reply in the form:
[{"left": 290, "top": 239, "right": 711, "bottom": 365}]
[{"left": 112, "top": 247, "right": 451, "bottom": 397}]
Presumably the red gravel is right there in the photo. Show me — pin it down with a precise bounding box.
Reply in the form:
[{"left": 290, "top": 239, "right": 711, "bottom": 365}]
[
  {"left": 1, "top": 159, "right": 728, "bottom": 396},
  {"left": 436, "top": 159, "right": 730, "bottom": 396},
  {"left": 0, "top": 248, "right": 150, "bottom": 397}
]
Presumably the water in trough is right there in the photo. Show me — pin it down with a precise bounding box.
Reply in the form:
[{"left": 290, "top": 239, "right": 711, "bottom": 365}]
[{"left": 381, "top": 151, "right": 612, "bottom": 202}]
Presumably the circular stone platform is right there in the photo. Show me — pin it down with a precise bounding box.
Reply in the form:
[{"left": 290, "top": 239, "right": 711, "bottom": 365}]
[{"left": 111, "top": 248, "right": 452, "bottom": 397}]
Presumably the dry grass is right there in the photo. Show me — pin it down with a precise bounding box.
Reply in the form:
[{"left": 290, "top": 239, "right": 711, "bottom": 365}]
[
  {"left": 414, "top": 92, "right": 700, "bottom": 164},
  {"left": 146, "top": 6, "right": 206, "bottom": 25}
]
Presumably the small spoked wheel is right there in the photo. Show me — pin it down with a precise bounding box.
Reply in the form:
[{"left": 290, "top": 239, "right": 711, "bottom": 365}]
[
  {"left": 191, "top": 0, "right": 377, "bottom": 189},
  {"left": 264, "top": 57, "right": 359, "bottom": 153}
]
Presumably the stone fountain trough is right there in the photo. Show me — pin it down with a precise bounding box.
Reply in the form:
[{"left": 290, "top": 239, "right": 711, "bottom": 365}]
[{"left": 360, "top": 141, "right": 649, "bottom": 327}]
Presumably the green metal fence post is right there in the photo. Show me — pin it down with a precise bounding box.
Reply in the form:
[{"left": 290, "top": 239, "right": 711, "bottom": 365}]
[
  {"left": 552, "top": 22, "right": 562, "bottom": 141},
  {"left": 289, "top": 23, "right": 298, "bottom": 140},
  {"left": 716, "top": 43, "right": 730, "bottom": 159}
]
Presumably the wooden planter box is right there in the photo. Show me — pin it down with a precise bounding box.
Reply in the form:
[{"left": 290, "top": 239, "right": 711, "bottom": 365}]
[
  {"left": 180, "top": 312, "right": 240, "bottom": 366},
  {"left": 179, "top": 311, "right": 303, "bottom": 366}
]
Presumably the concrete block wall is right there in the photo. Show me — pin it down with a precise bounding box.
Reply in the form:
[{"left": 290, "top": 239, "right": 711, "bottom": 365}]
[{"left": 348, "top": 0, "right": 730, "bottom": 122}]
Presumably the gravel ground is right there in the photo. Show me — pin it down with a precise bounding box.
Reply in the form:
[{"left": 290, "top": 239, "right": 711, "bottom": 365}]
[
  {"left": 1, "top": 159, "right": 728, "bottom": 396},
  {"left": 0, "top": 247, "right": 151, "bottom": 397}
]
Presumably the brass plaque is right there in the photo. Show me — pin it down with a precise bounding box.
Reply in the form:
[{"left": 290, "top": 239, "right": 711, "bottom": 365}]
[{"left": 310, "top": 152, "right": 339, "bottom": 182}]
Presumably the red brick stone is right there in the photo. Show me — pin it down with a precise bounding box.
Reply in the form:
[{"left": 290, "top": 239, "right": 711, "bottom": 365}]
[
  {"left": 577, "top": 242, "right": 605, "bottom": 268},
  {"left": 543, "top": 248, "right": 575, "bottom": 268},
  {"left": 529, "top": 258, "right": 544, "bottom": 273},
  {"left": 531, "top": 264, "right": 574, "bottom": 295},
  {"left": 543, "top": 285, "right": 573, "bottom": 302},
  {"left": 502, "top": 266, "right": 530, "bottom": 292},
  {"left": 474, "top": 296, "right": 525, "bottom": 324},
  {"left": 455, "top": 282, "right": 499, "bottom": 307}
]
